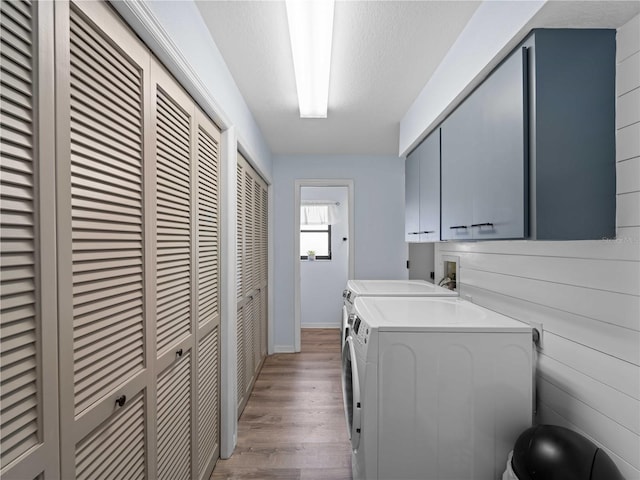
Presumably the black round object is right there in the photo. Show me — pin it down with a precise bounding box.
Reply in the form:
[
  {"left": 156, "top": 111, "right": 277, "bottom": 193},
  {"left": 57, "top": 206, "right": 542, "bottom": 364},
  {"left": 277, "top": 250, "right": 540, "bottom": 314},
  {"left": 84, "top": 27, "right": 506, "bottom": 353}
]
[{"left": 511, "top": 425, "right": 624, "bottom": 480}]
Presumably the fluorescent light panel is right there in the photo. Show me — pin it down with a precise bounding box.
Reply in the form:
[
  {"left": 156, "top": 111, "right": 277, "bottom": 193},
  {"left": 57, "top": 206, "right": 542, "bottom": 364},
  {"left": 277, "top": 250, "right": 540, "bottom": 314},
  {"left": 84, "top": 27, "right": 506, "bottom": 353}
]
[{"left": 286, "top": 0, "right": 335, "bottom": 118}]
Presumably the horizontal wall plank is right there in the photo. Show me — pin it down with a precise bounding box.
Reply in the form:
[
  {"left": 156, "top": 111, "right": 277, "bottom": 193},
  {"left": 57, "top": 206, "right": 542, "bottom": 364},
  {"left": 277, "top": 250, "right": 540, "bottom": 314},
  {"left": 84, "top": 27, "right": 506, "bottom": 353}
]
[
  {"left": 617, "top": 121, "right": 640, "bottom": 162},
  {"left": 543, "top": 331, "right": 639, "bottom": 401},
  {"left": 538, "top": 378, "right": 639, "bottom": 470},
  {"left": 616, "top": 88, "right": 640, "bottom": 129},
  {"left": 456, "top": 251, "right": 639, "bottom": 296},
  {"left": 617, "top": 51, "right": 640, "bottom": 96},
  {"left": 460, "top": 282, "right": 639, "bottom": 365},
  {"left": 538, "top": 353, "right": 639, "bottom": 434},
  {"left": 617, "top": 225, "right": 640, "bottom": 241},
  {"left": 438, "top": 239, "right": 640, "bottom": 261},
  {"left": 617, "top": 157, "right": 640, "bottom": 194},
  {"left": 617, "top": 14, "right": 640, "bottom": 63},
  {"left": 462, "top": 268, "right": 640, "bottom": 334},
  {"left": 538, "top": 402, "right": 639, "bottom": 479},
  {"left": 617, "top": 191, "right": 640, "bottom": 227}
]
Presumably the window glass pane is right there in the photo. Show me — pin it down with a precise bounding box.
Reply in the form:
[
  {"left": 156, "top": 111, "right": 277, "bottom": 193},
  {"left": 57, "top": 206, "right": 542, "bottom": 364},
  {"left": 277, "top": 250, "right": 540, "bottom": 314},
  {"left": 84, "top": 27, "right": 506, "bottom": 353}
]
[{"left": 300, "top": 232, "right": 329, "bottom": 257}]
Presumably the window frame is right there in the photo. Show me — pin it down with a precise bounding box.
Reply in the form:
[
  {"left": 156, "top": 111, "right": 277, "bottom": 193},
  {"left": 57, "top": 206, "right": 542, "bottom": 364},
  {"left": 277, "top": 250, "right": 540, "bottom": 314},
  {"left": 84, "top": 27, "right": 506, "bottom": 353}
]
[{"left": 300, "top": 224, "right": 332, "bottom": 260}]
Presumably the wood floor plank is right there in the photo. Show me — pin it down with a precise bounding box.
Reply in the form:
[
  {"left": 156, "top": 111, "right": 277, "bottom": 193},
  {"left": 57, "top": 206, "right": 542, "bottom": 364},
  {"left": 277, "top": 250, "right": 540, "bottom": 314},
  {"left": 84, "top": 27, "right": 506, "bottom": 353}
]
[{"left": 211, "top": 328, "right": 352, "bottom": 480}]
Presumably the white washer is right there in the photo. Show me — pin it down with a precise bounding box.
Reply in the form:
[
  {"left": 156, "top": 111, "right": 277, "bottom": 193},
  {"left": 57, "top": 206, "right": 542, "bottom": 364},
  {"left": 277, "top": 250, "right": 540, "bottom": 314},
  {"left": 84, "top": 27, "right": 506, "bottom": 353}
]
[
  {"left": 342, "top": 297, "right": 533, "bottom": 480},
  {"left": 341, "top": 280, "right": 457, "bottom": 347}
]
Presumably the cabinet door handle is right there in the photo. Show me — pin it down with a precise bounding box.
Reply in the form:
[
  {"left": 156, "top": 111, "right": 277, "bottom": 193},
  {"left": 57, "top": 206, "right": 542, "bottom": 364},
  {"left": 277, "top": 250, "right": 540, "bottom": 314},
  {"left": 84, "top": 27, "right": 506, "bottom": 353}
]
[
  {"left": 449, "top": 225, "right": 468, "bottom": 230},
  {"left": 420, "top": 230, "right": 435, "bottom": 234},
  {"left": 115, "top": 395, "right": 127, "bottom": 407},
  {"left": 471, "top": 223, "right": 494, "bottom": 228},
  {"left": 408, "top": 231, "right": 420, "bottom": 235},
  {"left": 176, "top": 348, "right": 183, "bottom": 358}
]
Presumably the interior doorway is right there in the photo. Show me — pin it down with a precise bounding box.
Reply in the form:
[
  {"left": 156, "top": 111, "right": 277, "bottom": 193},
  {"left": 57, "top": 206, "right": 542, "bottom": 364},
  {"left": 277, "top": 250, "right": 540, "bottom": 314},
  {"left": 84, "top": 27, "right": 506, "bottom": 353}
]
[{"left": 294, "top": 180, "right": 354, "bottom": 352}]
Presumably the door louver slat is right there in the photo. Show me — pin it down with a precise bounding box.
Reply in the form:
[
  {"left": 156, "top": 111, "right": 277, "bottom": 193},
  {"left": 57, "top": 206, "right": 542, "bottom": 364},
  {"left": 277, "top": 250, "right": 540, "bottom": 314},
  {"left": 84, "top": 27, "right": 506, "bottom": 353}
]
[
  {"left": 0, "top": 0, "right": 39, "bottom": 469},
  {"left": 155, "top": 86, "right": 191, "bottom": 355},
  {"left": 157, "top": 353, "right": 191, "bottom": 480},
  {"left": 75, "top": 393, "right": 145, "bottom": 480},
  {"left": 236, "top": 164, "right": 243, "bottom": 300},
  {"left": 197, "top": 126, "right": 219, "bottom": 327},
  {"left": 198, "top": 327, "right": 219, "bottom": 478},
  {"left": 69, "top": 7, "right": 144, "bottom": 416}
]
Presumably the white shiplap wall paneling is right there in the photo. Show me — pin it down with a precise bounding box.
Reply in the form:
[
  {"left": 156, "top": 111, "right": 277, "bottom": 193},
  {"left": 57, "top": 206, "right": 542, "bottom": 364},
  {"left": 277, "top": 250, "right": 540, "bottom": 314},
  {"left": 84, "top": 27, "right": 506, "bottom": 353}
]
[
  {"left": 435, "top": 17, "right": 640, "bottom": 476},
  {"left": 617, "top": 15, "right": 640, "bottom": 242}
]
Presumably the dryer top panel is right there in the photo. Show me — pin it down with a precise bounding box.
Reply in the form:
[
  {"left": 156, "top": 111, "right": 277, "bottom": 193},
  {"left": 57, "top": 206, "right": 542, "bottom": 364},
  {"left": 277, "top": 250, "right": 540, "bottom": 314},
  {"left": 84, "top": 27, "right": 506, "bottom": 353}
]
[
  {"left": 354, "top": 297, "right": 532, "bottom": 333},
  {"left": 346, "top": 280, "right": 457, "bottom": 297}
]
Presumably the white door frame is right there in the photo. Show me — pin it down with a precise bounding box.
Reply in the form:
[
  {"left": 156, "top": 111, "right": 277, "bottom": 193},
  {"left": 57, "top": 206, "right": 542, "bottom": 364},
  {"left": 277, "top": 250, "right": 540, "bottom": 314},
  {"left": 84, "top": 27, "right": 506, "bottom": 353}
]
[{"left": 294, "top": 179, "right": 355, "bottom": 352}]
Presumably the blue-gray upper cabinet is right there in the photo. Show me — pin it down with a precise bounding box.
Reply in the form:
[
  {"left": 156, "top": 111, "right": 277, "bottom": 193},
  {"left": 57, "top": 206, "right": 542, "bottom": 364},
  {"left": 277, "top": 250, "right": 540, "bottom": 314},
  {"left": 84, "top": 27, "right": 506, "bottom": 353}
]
[
  {"left": 524, "top": 29, "right": 615, "bottom": 240},
  {"left": 405, "top": 130, "right": 440, "bottom": 242},
  {"left": 441, "top": 29, "right": 616, "bottom": 241},
  {"left": 441, "top": 47, "right": 527, "bottom": 241}
]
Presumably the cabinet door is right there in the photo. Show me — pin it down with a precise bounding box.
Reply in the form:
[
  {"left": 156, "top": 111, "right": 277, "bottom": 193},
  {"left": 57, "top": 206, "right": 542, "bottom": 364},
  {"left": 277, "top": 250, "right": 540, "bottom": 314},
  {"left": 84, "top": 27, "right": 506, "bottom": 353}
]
[
  {"left": 418, "top": 131, "right": 441, "bottom": 242},
  {"left": 404, "top": 150, "right": 420, "bottom": 242},
  {"left": 470, "top": 48, "right": 526, "bottom": 240},
  {"left": 440, "top": 97, "right": 475, "bottom": 241},
  {"left": 441, "top": 48, "right": 526, "bottom": 241}
]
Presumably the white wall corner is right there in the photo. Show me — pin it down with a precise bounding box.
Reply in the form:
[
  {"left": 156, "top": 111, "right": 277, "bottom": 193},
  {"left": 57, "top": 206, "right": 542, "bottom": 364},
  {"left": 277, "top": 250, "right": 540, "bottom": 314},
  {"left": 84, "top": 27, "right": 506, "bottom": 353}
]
[{"left": 399, "top": 0, "right": 546, "bottom": 156}]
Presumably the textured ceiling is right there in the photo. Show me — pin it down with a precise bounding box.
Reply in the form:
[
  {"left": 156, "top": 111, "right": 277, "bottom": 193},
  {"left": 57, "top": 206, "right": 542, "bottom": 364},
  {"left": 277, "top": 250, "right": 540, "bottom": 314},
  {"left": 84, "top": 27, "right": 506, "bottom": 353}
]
[{"left": 195, "top": 0, "right": 640, "bottom": 156}]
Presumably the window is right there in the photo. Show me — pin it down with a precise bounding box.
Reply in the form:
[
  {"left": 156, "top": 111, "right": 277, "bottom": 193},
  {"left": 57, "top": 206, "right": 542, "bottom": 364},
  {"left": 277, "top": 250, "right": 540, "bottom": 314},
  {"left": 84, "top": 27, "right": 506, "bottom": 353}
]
[{"left": 300, "top": 224, "right": 331, "bottom": 260}]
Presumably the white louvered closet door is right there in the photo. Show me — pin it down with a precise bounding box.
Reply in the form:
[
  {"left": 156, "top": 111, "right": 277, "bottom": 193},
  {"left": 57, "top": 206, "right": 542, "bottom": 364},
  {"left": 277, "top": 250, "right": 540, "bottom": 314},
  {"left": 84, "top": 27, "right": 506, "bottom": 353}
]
[
  {"left": 151, "top": 61, "right": 195, "bottom": 480},
  {"left": 235, "top": 154, "right": 268, "bottom": 416},
  {"left": 194, "top": 108, "right": 222, "bottom": 480},
  {"left": 56, "top": 2, "right": 151, "bottom": 478},
  {"left": 260, "top": 185, "right": 268, "bottom": 357},
  {"left": 0, "top": 1, "right": 58, "bottom": 479}
]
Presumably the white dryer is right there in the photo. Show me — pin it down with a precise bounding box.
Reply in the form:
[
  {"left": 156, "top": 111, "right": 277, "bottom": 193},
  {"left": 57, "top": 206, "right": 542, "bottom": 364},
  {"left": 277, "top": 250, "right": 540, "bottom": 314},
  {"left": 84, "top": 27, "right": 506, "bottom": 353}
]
[
  {"left": 341, "top": 296, "right": 533, "bottom": 480},
  {"left": 341, "top": 280, "right": 456, "bottom": 347}
]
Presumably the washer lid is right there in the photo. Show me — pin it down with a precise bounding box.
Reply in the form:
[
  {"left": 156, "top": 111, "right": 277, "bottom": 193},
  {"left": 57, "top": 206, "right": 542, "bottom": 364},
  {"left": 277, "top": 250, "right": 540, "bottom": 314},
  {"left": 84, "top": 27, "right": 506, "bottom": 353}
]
[
  {"left": 346, "top": 279, "right": 457, "bottom": 297},
  {"left": 354, "top": 297, "right": 531, "bottom": 333}
]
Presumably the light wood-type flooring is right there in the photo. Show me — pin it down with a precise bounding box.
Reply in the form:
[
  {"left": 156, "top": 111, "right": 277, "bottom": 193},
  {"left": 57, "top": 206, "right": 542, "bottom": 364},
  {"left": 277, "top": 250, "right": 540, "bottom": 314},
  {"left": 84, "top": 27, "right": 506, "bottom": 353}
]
[{"left": 210, "top": 328, "right": 352, "bottom": 480}]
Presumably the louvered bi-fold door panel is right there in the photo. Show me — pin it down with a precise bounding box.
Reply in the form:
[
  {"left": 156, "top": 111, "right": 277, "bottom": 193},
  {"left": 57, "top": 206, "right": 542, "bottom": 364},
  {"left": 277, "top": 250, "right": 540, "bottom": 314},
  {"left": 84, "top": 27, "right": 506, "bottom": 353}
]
[
  {"left": 235, "top": 154, "right": 268, "bottom": 416},
  {"left": 56, "top": 2, "right": 151, "bottom": 478},
  {"left": 68, "top": 3, "right": 145, "bottom": 416},
  {"left": 236, "top": 304, "right": 247, "bottom": 412},
  {"left": 260, "top": 185, "right": 268, "bottom": 286},
  {"left": 243, "top": 167, "right": 255, "bottom": 297},
  {"left": 155, "top": 84, "right": 192, "bottom": 355},
  {"left": 195, "top": 109, "right": 221, "bottom": 479},
  {"left": 196, "top": 122, "right": 219, "bottom": 329},
  {"left": 75, "top": 393, "right": 146, "bottom": 480},
  {"left": 236, "top": 161, "right": 244, "bottom": 302},
  {"left": 156, "top": 353, "right": 192, "bottom": 480},
  {"left": 1, "top": 0, "right": 39, "bottom": 468},
  {"left": 197, "top": 327, "right": 220, "bottom": 479},
  {"left": 1, "top": 1, "right": 58, "bottom": 478}
]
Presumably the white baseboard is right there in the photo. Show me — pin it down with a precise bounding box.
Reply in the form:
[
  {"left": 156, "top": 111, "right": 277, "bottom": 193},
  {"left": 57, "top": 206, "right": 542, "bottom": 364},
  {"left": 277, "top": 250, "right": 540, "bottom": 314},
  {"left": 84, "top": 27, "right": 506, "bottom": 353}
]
[
  {"left": 301, "top": 323, "right": 341, "bottom": 329},
  {"left": 273, "top": 345, "right": 296, "bottom": 353}
]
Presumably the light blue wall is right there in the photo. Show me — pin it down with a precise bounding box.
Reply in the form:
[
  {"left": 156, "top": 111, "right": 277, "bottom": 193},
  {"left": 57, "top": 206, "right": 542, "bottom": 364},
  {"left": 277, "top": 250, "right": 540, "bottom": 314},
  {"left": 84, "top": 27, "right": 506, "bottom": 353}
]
[{"left": 273, "top": 155, "right": 408, "bottom": 350}]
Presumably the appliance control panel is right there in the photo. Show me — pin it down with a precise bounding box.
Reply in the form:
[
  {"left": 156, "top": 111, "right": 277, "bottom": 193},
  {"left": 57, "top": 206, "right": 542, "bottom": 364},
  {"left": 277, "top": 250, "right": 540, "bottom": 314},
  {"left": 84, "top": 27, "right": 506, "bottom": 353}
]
[{"left": 352, "top": 315, "right": 370, "bottom": 345}]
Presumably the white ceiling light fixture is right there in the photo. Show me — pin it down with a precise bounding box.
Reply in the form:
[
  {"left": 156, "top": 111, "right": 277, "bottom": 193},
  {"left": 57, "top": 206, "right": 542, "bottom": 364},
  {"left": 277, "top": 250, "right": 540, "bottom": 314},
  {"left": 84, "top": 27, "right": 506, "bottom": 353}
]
[{"left": 286, "top": 0, "right": 335, "bottom": 118}]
